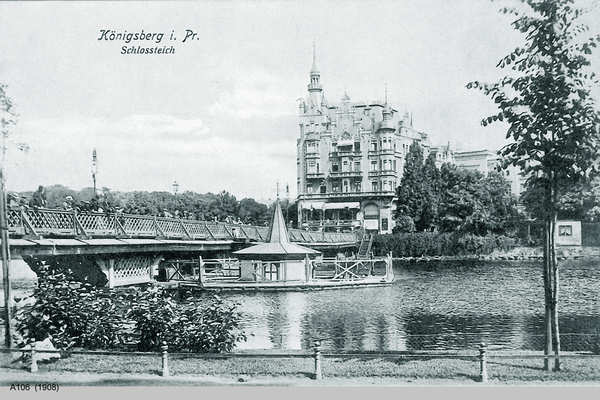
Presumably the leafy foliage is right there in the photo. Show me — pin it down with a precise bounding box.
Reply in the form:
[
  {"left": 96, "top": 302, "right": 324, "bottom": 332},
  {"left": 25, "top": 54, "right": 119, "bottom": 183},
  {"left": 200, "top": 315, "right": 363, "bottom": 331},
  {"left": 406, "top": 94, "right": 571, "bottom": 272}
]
[
  {"left": 13, "top": 266, "right": 125, "bottom": 350},
  {"left": 17, "top": 185, "right": 278, "bottom": 226},
  {"left": 396, "top": 145, "right": 520, "bottom": 236},
  {"left": 372, "top": 232, "right": 515, "bottom": 257},
  {"left": 441, "top": 166, "right": 519, "bottom": 235},
  {"left": 127, "top": 287, "right": 246, "bottom": 353},
  {"left": 14, "top": 268, "right": 246, "bottom": 353},
  {"left": 395, "top": 142, "right": 440, "bottom": 232}
]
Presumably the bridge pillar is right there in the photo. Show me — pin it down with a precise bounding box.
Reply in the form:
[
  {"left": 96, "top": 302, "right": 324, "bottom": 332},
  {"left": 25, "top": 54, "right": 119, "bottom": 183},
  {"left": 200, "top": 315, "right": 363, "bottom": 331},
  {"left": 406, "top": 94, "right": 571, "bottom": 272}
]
[{"left": 96, "top": 254, "right": 162, "bottom": 287}]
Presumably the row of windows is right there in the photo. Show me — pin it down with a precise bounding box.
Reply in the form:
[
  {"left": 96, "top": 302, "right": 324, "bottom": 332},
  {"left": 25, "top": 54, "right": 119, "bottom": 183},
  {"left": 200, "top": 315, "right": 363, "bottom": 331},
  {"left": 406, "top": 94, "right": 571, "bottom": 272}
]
[
  {"left": 306, "top": 180, "right": 397, "bottom": 193},
  {"left": 371, "top": 138, "right": 395, "bottom": 151},
  {"left": 370, "top": 159, "right": 397, "bottom": 171},
  {"left": 310, "top": 159, "right": 397, "bottom": 173},
  {"left": 332, "top": 161, "right": 361, "bottom": 172},
  {"left": 305, "top": 138, "right": 416, "bottom": 155}
]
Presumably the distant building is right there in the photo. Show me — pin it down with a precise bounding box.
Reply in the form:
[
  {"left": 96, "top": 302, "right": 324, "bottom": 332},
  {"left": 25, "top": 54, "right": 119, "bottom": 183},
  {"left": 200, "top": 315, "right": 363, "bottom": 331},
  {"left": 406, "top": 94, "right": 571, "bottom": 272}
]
[
  {"left": 429, "top": 143, "right": 456, "bottom": 168},
  {"left": 453, "top": 149, "right": 527, "bottom": 198},
  {"left": 296, "top": 48, "right": 437, "bottom": 234}
]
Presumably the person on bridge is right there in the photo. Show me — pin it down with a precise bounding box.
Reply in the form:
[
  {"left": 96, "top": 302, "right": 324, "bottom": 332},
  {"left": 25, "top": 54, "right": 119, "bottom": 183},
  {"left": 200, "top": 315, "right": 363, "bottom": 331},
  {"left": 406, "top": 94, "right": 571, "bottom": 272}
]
[
  {"left": 30, "top": 185, "right": 46, "bottom": 210},
  {"left": 19, "top": 195, "right": 29, "bottom": 210},
  {"left": 89, "top": 195, "right": 100, "bottom": 212},
  {"left": 7, "top": 193, "right": 19, "bottom": 209}
]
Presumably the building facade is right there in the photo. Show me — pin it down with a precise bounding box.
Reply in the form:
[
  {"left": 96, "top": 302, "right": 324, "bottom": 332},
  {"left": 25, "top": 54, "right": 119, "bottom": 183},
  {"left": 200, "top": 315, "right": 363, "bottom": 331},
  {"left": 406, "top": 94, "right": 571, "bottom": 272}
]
[{"left": 296, "top": 50, "right": 433, "bottom": 234}]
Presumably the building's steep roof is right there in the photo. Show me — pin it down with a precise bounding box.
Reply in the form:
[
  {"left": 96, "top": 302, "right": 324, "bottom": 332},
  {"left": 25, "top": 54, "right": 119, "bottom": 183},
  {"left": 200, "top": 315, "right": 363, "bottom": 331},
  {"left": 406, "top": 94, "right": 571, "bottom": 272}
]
[{"left": 341, "top": 88, "right": 350, "bottom": 101}]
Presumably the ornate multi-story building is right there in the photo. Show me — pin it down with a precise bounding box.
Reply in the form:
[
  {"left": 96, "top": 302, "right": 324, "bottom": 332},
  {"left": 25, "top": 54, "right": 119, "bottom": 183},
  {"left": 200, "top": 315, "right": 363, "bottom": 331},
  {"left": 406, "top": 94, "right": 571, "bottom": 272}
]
[{"left": 296, "top": 49, "right": 436, "bottom": 234}]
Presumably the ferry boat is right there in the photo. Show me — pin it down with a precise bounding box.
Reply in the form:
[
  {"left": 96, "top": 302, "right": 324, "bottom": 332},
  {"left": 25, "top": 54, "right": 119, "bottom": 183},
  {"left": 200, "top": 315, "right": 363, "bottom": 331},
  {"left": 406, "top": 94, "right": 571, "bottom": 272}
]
[{"left": 159, "top": 201, "right": 394, "bottom": 291}]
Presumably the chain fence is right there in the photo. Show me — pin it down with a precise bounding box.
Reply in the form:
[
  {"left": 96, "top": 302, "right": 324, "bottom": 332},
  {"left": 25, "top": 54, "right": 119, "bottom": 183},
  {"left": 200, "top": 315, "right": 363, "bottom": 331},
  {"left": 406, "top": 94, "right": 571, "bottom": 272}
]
[
  {"left": 238, "top": 332, "right": 600, "bottom": 353},
  {"left": 394, "top": 333, "right": 600, "bottom": 353}
]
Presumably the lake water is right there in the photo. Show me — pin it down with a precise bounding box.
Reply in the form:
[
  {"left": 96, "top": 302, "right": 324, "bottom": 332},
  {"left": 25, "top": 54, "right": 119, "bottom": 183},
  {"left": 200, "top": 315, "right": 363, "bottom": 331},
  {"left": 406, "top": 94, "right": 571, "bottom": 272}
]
[{"left": 3, "top": 259, "right": 600, "bottom": 352}]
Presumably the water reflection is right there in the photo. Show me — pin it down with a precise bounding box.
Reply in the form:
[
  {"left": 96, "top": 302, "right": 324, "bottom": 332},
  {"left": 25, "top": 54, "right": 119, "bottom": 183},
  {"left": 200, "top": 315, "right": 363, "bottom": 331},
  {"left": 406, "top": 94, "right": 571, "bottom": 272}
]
[{"left": 222, "top": 260, "right": 600, "bottom": 351}]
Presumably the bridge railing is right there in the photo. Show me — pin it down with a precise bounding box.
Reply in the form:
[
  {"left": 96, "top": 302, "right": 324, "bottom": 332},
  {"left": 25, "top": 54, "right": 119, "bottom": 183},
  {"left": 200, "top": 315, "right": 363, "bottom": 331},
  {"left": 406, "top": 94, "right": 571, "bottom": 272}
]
[{"left": 6, "top": 207, "right": 358, "bottom": 244}]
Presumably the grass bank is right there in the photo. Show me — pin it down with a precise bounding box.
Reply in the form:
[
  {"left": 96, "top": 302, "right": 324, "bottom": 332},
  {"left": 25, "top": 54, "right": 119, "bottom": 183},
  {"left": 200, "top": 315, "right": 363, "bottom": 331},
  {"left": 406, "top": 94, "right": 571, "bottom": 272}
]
[{"left": 3, "top": 351, "right": 600, "bottom": 384}]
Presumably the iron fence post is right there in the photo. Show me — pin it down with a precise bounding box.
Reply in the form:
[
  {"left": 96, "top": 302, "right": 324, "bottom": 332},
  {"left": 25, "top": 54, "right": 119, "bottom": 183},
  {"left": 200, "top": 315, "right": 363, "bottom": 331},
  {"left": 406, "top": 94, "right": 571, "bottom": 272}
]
[
  {"left": 479, "top": 342, "right": 487, "bottom": 383},
  {"left": 314, "top": 339, "right": 323, "bottom": 380},
  {"left": 161, "top": 341, "right": 169, "bottom": 377},
  {"left": 30, "top": 341, "right": 37, "bottom": 373}
]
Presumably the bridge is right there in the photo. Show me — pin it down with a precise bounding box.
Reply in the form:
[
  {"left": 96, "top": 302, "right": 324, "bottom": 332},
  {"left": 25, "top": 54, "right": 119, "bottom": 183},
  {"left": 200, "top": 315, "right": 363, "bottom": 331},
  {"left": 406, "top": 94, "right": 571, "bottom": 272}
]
[{"left": 4, "top": 207, "right": 359, "bottom": 287}]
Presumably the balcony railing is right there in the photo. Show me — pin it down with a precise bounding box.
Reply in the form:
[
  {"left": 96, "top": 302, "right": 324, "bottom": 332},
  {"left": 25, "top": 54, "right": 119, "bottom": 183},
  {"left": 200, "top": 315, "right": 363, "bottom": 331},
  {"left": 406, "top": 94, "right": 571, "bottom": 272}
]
[
  {"left": 368, "top": 169, "right": 397, "bottom": 178},
  {"left": 303, "top": 220, "right": 361, "bottom": 229},
  {"left": 298, "top": 191, "right": 395, "bottom": 200},
  {"left": 306, "top": 172, "right": 325, "bottom": 179},
  {"left": 329, "top": 151, "right": 361, "bottom": 158},
  {"left": 380, "top": 169, "right": 397, "bottom": 177},
  {"left": 328, "top": 171, "right": 363, "bottom": 178}
]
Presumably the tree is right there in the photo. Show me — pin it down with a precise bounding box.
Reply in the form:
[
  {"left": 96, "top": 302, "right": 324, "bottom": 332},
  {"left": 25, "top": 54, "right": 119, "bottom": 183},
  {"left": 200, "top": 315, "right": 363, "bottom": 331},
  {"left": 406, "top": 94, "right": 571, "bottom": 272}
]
[
  {"left": 423, "top": 154, "right": 442, "bottom": 230},
  {"left": 469, "top": 0, "right": 600, "bottom": 371},
  {"left": 239, "top": 198, "right": 270, "bottom": 225},
  {"left": 438, "top": 164, "right": 485, "bottom": 233},
  {"left": 395, "top": 141, "right": 434, "bottom": 232},
  {"left": 522, "top": 175, "right": 600, "bottom": 221},
  {"left": 481, "top": 171, "right": 520, "bottom": 234}
]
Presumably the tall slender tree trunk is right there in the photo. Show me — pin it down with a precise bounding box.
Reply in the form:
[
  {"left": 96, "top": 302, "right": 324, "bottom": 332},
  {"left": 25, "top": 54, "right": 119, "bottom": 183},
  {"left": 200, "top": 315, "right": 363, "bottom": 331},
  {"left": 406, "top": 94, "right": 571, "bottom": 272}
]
[
  {"left": 543, "top": 218, "right": 553, "bottom": 372},
  {"left": 551, "top": 179, "right": 561, "bottom": 371}
]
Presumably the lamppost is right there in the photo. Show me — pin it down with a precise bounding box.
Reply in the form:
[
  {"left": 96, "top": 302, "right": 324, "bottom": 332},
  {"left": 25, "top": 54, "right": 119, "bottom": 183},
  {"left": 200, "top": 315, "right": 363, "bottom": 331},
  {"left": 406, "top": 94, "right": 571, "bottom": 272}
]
[
  {"left": 92, "top": 148, "right": 98, "bottom": 195},
  {"left": 173, "top": 181, "right": 179, "bottom": 215}
]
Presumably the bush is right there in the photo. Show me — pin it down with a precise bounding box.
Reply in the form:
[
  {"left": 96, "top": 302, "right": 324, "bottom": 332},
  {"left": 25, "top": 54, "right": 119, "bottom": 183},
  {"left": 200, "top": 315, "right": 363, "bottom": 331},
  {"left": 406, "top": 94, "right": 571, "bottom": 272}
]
[
  {"left": 372, "top": 232, "right": 516, "bottom": 257},
  {"left": 13, "top": 267, "right": 125, "bottom": 350},
  {"left": 14, "top": 268, "right": 246, "bottom": 353},
  {"left": 127, "top": 287, "right": 246, "bottom": 352}
]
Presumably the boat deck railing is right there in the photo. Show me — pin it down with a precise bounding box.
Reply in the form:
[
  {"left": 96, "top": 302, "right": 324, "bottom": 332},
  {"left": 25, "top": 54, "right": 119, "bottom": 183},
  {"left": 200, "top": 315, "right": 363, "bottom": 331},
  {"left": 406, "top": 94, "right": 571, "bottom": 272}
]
[
  {"left": 312, "top": 257, "right": 388, "bottom": 280},
  {"left": 160, "top": 254, "right": 393, "bottom": 285}
]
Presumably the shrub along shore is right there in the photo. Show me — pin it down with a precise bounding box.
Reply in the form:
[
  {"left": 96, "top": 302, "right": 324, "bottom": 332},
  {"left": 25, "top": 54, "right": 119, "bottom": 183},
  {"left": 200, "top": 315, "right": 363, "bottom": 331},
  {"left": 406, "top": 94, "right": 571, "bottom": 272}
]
[
  {"left": 390, "top": 246, "right": 600, "bottom": 262},
  {"left": 373, "top": 232, "right": 600, "bottom": 261}
]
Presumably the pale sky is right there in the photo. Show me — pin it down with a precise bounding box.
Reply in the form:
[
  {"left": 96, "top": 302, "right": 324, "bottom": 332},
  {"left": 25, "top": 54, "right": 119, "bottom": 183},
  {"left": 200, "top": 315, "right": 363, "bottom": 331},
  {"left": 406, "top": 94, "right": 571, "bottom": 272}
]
[{"left": 0, "top": 0, "right": 599, "bottom": 201}]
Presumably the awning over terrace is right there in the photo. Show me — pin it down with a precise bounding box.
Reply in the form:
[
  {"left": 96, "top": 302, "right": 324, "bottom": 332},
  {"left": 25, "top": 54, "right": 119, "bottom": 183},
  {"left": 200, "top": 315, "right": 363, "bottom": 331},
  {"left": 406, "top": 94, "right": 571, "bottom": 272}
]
[
  {"left": 301, "top": 202, "right": 326, "bottom": 210},
  {"left": 324, "top": 202, "right": 360, "bottom": 210}
]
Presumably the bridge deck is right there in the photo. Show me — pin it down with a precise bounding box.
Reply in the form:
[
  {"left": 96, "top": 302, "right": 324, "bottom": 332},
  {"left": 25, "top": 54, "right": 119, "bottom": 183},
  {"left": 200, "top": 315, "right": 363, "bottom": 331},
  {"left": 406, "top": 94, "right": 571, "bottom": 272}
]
[
  {"left": 7, "top": 237, "right": 234, "bottom": 257},
  {"left": 4, "top": 208, "right": 358, "bottom": 258}
]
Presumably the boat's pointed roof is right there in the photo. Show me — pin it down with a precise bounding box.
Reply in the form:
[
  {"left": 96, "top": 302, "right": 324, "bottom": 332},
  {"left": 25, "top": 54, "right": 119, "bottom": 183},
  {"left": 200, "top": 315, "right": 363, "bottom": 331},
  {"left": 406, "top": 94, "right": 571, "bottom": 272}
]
[
  {"left": 234, "top": 200, "right": 321, "bottom": 260},
  {"left": 266, "top": 200, "right": 289, "bottom": 244}
]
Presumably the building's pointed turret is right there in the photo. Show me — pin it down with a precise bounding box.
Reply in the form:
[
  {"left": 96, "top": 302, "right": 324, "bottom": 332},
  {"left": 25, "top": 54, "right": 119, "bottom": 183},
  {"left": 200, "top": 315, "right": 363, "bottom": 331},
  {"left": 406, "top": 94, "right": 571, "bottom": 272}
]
[
  {"left": 341, "top": 87, "right": 350, "bottom": 102},
  {"left": 307, "top": 41, "right": 322, "bottom": 109},
  {"left": 380, "top": 85, "right": 395, "bottom": 131},
  {"left": 310, "top": 42, "right": 320, "bottom": 76}
]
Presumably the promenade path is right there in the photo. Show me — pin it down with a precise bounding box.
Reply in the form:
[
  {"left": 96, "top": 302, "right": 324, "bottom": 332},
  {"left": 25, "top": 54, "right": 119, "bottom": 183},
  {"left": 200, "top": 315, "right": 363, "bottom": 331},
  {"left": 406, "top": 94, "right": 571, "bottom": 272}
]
[{"left": 1, "top": 367, "right": 599, "bottom": 387}]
